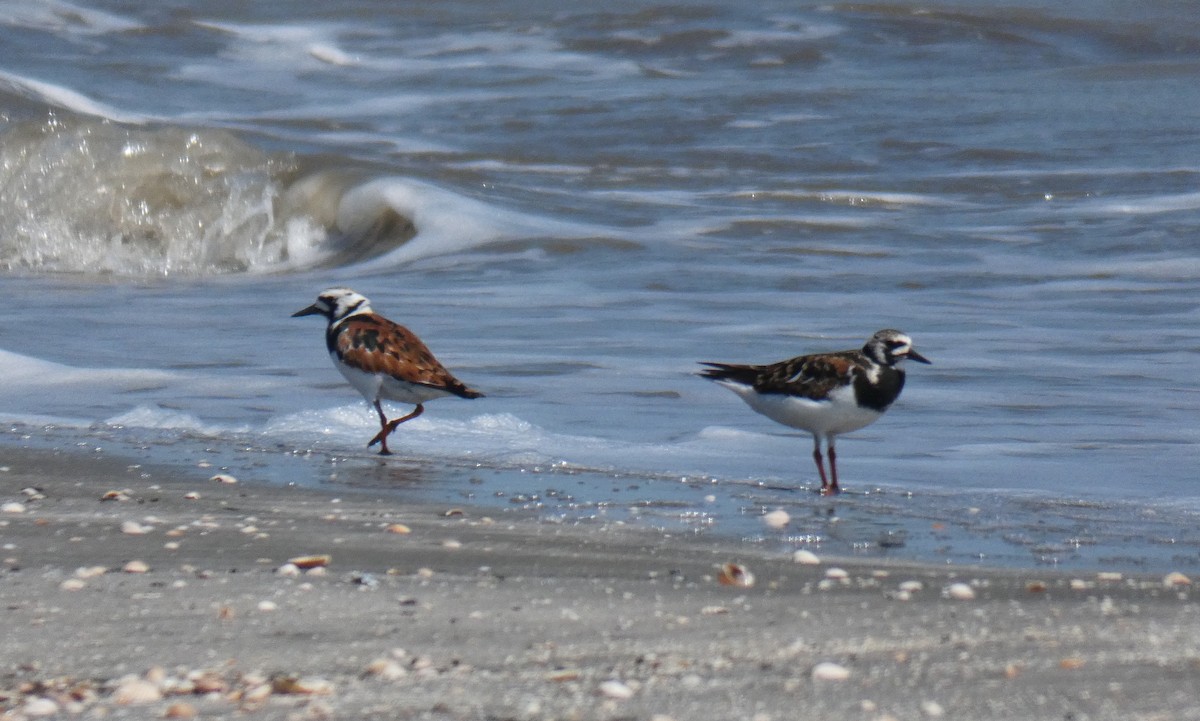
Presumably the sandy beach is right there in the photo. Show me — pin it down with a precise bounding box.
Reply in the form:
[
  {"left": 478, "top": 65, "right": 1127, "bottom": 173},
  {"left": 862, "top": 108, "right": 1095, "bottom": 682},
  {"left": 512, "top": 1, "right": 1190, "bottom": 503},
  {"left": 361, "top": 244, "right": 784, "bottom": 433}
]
[{"left": 2, "top": 445, "right": 1199, "bottom": 721}]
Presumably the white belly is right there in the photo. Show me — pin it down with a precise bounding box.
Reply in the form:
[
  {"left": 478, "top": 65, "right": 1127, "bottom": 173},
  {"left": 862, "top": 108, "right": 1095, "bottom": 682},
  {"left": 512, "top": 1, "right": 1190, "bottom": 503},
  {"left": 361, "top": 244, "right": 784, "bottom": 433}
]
[
  {"left": 720, "top": 381, "right": 882, "bottom": 439},
  {"left": 333, "top": 356, "right": 454, "bottom": 405}
]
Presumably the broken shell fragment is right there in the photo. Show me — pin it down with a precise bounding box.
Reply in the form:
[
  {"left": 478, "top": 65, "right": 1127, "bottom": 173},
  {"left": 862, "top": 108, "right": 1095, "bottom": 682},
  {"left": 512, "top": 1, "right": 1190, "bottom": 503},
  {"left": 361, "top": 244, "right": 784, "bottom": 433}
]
[
  {"left": 270, "top": 675, "right": 334, "bottom": 695},
  {"left": 598, "top": 679, "right": 635, "bottom": 699},
  {"left": 210, "top": 474, "right": 238, "bottom": 484},
  {"left": 365, "top": 659, "right": 408, "bottom": 681},
  {"left": 716, "top": 562, "right": 755, "bottom": 588},
  {"left": 811, "top": 662, "right": 851, "bottom": 681}
]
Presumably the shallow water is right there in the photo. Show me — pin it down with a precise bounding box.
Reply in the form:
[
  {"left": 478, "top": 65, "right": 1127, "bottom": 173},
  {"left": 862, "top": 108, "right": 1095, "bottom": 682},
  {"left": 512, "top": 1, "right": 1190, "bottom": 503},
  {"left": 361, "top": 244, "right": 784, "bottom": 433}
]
[{"left": 0, "top": 0, "right": 1198, "bottom": 570}]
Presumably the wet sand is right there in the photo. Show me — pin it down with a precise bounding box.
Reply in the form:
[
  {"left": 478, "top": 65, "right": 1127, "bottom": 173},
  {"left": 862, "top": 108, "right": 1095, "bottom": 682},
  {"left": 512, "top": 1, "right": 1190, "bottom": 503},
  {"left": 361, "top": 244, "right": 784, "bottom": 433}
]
[{"left": 2, "top": 446, "right": 1199, "bottom": 721}]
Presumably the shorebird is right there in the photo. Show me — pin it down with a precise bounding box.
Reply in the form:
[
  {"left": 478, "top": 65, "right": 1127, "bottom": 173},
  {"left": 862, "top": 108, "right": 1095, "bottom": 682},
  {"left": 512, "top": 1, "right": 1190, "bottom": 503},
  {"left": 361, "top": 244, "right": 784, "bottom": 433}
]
[
  {"left": 700, "top": 329, "right": 929, "bottom": 494},
  {"left": 293, "top": 288, "right": 483, "bottom": 455}
]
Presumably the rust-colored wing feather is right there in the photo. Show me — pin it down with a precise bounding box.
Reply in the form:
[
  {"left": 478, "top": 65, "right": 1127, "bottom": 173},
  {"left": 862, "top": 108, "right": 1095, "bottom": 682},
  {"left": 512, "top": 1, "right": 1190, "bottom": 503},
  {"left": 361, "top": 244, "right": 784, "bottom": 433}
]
[{"left": 333, "top": 315, "right": 483, "bottom": 399}]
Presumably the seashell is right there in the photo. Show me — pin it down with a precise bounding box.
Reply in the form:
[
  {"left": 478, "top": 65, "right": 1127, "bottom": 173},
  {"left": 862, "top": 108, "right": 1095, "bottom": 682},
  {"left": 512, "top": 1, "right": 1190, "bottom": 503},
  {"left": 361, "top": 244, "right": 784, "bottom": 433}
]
[
  {"left": 945, "top": 582, "right": 976, "bottom": 600},
  {"left": 121, "top": 520, "right": 151, "bottom": 535},
  {"left": 123, "top": 560, "right": 150, "bottom": 574},
  {"left": 716, "top": 562, "right": 755, "bottom": 588},
  {"left": 188, "top": 670, "right": 226, "bottom": 694},
  {"left": 100, "top": 490, "right": 130, "bottom": 502},
  {"left": 898, "top": 580, "right": 924, "bottom": 593},
  {"left": 60, "top": 578, "right": 87, "bottom": 591},
  {"left": 183, "top": 491, "right": 200, "bottom": 500},
  {"left": 22, "top": 697, "right": 60, "bottom": 717},
  {"left": 762, "top": 509, "right": 790, "bottom": 529},
  {"left": 792, "top": 549, "right": 820, "bottom": 565},
  {"left": 163, "top": 701, "right": 198, "bottom": 718},
  {"left": 210, "top": 474, "right": 238, "bottom": 484},
  {"left": 811, "top": 662, "right": 851, "bottom": 681},
  {"left": 257, "top": 600, "right": 278, "bottom": 612},
  {"left": 75, "top": 565, "right": 108, "bottom": 579},
  {"left": 1, "top": 502, "right": 25, "bottom": 513},
  {"left": 287, "top": 554, "right": 331, "bottom": 569},
  {"left": 443, "top": 508, "right": 465, "bottom": 517},
  {"left": 271, "top": 675, "right": 334, "bottom": 695},
  {"left": 441, "top": 539, "right": 462, "bottom": 549},
  {"left": 365, "top": 659, "right": 407, "bottom": 681},
  {"left": 276, "top": 563, "right": 301, "bottom": 577},
  {"left": 241, "top": 682, "right": 272, "bottom": 705},
  {"left": 921, "top": 700, "right": 946, "bottom": 717},
  {"left": 546, "top": 668, "right": 580, "bottom": 682},
  {"left": 824, "top": 567, "right": 849, "bottom": 581},
  {"left": 386, "top": 523, "right": 412, "bottom": 534},
  {"left": 1163, "top": 571, "right": 1191, "bottom": 588},
  {"left": 112, "top": 678, "right": 162, "bottom": 705}
]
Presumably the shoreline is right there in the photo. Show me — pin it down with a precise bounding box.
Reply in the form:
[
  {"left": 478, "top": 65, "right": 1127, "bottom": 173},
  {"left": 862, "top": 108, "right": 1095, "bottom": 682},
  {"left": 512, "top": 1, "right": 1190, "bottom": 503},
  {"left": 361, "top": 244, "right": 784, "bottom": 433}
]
[{"left": 2, "top": 444, "right": 1199, "bottom": 720}]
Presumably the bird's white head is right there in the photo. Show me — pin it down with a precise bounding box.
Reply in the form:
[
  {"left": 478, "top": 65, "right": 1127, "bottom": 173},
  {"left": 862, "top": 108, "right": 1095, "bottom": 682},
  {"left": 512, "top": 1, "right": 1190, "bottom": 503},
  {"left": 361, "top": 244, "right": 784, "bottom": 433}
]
[
  {"left": 863, "top": 329, "right": 931, "bottom": 367},
  {"left": 292, "top": 287, "right": 374, "bottom": 324}
]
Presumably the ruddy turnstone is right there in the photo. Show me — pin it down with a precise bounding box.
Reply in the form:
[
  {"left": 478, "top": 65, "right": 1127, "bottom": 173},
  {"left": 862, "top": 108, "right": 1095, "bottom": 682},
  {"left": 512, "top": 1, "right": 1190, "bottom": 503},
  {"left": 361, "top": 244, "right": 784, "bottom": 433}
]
[
  {"left": 699, "top": 329, "right": 929, "bottom": 494},
  {"left": 293, "top": 288, "right": 483, "bottom": 455}
]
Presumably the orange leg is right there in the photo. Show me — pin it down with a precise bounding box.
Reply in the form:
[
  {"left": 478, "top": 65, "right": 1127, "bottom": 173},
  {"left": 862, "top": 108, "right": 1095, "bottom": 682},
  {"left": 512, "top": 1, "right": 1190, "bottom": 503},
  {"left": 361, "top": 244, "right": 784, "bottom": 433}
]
[
  {"left": 368, "top": 401, "right": 424, "bottom": 455},
  {"left": 813, "top": 436, "right": 841, "bottom": 495}
]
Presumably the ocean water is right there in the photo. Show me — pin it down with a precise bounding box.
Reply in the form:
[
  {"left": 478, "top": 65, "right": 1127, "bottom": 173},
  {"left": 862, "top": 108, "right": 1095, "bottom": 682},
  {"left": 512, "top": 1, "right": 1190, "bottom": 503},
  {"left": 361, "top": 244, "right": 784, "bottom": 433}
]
[{"left": 1, "top": 0, "right": 1199, "bottom": 571}]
